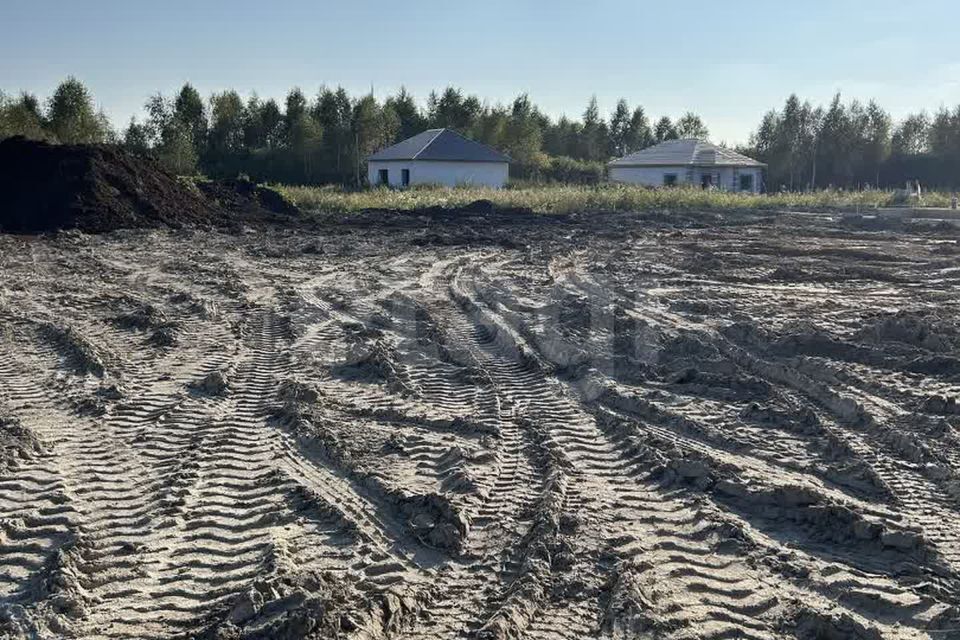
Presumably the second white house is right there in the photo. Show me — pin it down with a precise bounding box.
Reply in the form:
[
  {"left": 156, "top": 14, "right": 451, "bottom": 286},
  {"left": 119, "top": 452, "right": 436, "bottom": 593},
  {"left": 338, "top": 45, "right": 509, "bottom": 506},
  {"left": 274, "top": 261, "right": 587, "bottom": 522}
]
[
  {"left": 367, "top": 128, "right": 510, "bottom": 188},
  {"left": 609, "top": 139, "right": 765, "bottom": 193}
]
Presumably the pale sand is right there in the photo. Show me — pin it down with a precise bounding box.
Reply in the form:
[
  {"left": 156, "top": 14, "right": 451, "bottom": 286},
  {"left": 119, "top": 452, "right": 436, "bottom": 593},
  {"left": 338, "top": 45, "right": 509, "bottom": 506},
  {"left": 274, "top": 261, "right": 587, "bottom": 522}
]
[{"left": 1, "top": 211, "right": 959, "bottom": 638}]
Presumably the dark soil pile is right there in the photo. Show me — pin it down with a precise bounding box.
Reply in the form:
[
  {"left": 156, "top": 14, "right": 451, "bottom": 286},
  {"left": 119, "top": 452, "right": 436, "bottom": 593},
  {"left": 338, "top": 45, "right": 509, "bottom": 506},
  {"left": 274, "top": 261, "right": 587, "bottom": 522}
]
[
  {"left": 197, "top": 178, "right": 299, "bottom": 219},
  {"left": 313, "top": 199, "right": 552, "bottom": 231},
  {"left": 0, "top": 136, "right": 230, "bottom": 233}
]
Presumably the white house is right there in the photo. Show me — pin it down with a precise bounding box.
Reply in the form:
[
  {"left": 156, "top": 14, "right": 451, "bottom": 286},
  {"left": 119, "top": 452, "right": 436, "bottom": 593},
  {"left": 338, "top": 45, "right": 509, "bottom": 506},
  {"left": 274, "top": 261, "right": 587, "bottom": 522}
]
[
  {"left": 608, "top": 139, "right": 765, "bottom": 193},
  {"left": 367, "top": 128, "right": 510, "bottom": 188}
]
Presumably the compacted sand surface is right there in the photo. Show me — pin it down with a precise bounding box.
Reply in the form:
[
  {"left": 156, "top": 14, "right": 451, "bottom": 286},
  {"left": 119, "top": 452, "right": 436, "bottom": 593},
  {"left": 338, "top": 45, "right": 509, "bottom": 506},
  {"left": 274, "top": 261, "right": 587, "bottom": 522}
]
[{"left": 2, "top": 209, "right": 960, "bottom": 639}]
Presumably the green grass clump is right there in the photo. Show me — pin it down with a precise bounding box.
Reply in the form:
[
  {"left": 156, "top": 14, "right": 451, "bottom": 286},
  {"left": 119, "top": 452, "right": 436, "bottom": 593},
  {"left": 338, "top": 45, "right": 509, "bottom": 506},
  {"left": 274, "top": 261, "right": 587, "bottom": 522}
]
[{"left": 276, "top": 183, "right": 952, "bottom": 215}]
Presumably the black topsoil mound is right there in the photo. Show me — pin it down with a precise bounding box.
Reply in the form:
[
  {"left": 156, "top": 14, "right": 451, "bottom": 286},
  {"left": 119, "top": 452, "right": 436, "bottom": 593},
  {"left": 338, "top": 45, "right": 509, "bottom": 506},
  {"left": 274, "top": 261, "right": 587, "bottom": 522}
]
[
  {"left": 0, "top": 137, "right": 298, "bottom": 234},
  {"left": 197, "top": 178, "right": 300, "bottom": 218}
]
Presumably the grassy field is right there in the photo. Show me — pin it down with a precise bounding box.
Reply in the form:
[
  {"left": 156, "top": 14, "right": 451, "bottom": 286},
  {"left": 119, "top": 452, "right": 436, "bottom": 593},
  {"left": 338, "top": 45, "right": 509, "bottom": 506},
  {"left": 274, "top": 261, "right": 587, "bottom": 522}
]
[{"left": 277, "top": 183, "right": 953, "bottom": 215}]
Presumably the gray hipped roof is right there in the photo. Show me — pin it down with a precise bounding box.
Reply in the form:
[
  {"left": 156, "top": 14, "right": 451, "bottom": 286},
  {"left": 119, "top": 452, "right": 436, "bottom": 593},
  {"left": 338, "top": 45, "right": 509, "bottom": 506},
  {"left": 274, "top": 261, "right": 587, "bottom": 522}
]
[
  {"left": 609, "top": 139, "right": 765, "bottom": 167},
  {"left": 368, "top": 128, "right": 510, "bottom": 163}
]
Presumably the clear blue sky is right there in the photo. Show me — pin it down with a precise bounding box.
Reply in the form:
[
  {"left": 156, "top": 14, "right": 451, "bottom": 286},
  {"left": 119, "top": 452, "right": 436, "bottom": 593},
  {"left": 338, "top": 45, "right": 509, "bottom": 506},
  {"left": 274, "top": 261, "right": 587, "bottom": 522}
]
[{"left": 3, "top": 0, "right": 958, "bottom": 144}]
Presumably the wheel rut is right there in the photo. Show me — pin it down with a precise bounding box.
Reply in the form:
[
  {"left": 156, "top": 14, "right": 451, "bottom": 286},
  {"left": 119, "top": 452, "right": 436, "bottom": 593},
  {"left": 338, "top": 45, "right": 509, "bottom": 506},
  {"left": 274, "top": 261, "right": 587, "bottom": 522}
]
[{"left": 3, "top": 217, "right": 957, "bottom": 639}]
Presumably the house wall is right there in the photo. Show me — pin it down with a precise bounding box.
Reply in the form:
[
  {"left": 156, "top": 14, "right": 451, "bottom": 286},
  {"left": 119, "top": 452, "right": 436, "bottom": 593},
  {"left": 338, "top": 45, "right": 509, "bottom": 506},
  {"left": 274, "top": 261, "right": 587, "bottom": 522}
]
[
  {"left": 716, "top": 167, "right": 764, "bottom": 193},
  {"left": 609, "top": 166, "right": 763, "bottom": 193},
  {"left": 608, "top": 166, "right": 686, "bottom": 187},
  {"left": 367, "top": 160, "right": 508, "bottom": 188}
]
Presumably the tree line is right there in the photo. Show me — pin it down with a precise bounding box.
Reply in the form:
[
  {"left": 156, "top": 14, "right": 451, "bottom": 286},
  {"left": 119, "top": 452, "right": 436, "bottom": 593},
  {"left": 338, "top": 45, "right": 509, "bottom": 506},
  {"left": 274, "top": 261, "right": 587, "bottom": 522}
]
[
  {"left": 745, "top": 94, "right": 960, "bottom": 190},
  {"left": 2, "top": 77, "right": 958, "bottom": 189},
  {"left": 0, "top": 77, "right": 705, "bottom": 185},
  {"left": 0, "top": 78, "right": 114, "bottom": 146}
]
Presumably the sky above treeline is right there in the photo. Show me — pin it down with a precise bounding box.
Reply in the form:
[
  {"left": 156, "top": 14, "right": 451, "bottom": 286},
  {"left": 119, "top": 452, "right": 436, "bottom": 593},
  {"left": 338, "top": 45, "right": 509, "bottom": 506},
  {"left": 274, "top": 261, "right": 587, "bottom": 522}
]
[{"left": 2, "top": 0, "right": 958, "bottom": 145}]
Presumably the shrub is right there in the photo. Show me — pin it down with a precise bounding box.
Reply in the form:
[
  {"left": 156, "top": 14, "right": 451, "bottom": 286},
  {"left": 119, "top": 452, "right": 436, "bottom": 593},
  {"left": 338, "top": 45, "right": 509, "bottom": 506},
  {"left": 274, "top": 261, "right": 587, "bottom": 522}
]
[
  {"left": 277, "top": 182, "right": 953, "bottom": 215},
  {"left": 510, "top": 153, "right": 605, "bottom": 184}
]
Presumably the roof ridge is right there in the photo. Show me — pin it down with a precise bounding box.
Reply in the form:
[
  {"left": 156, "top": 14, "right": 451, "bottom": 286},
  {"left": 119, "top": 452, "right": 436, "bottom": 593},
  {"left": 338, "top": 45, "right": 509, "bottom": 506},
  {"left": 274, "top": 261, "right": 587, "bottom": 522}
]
[
  {"left": 447, "top": 127, "right": 512, "bottom": 162},
  {"left": 608, "top": 136, "right": 764, "bottom": 167},
  {"left": 411, "top": 129, "right": 447, "bottom": 160},
  {"left": 368, "top": 127, "right": 510, "bottom": 162}
]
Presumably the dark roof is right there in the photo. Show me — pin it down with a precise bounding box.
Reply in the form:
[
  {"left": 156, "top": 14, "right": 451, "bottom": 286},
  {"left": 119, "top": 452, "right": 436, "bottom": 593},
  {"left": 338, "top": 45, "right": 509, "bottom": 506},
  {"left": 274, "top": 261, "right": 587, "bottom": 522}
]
[
  {"left": 368, "top": 128, "right": 510, "bottom": 163},
  {"left": 609, "top": 138, "right": 765, "bottom": 167}
]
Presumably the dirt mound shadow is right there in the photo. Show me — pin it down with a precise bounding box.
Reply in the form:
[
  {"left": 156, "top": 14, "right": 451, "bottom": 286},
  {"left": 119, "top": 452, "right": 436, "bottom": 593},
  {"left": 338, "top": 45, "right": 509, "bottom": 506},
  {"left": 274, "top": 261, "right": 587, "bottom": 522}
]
[
  {"left": 197, "top": 178, "right": 299, "bottom": 219},
  {"left": 0, "top": 136, "right": 230, "bottom": 233}
]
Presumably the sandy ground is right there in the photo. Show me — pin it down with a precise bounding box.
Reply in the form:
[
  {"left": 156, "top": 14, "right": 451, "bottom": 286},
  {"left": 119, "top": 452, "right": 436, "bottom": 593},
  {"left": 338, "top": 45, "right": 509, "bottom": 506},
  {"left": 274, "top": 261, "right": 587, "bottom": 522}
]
[{"left": 2, "top": 209, "right": 960, "bottom": 639}]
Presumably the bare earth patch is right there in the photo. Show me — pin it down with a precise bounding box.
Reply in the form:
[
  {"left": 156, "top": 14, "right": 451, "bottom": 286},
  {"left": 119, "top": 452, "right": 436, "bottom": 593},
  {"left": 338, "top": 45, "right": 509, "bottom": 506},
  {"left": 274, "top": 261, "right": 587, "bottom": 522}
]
[{"left": 1, "top": 209, "right": 959, "bottom": 639}]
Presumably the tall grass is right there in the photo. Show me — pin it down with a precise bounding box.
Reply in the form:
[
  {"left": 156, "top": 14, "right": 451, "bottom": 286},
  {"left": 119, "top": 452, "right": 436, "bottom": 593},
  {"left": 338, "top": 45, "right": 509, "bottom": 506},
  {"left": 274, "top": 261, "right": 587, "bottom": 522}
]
[{"left": 277, "top": 183, "right": 952, "bottom": 215}]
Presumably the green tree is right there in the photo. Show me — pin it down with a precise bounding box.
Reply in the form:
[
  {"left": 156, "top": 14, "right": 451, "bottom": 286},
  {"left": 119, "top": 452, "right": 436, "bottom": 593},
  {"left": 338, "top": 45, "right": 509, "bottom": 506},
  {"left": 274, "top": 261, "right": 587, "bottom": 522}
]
[
  {"left": 502, "top": 94, "right": 542, "bottom": 165},
  {"left": 208, "top": 90, "right": 246, "bottom": 156},
  {"left": 543, "top": 115, "right": 582, "bottom": 158},
  {"left": 799, "top": 103, "right": 824, "bottom": 190},
  {"left": 287, "top": 109, "right": 322, "bottom": 182},
  {"left": 927, "top": 106, "right": 960, "bottom": 157},
  {"left": 675, "top": 112, "right": 709, "bottom": 139},
  {"left": 143, "top": 94, "right": 170, "bottom": 145},
  {"left": 608, "top": 99, "right": 631, "bottom": 157},
  {"left": 747, "top": 95, "right": 823, "bottom": 190},
  {"left": 159, "top": 121, "right": 197, "bottom": 174},
  {"left": 46, "top": 77, "right": 112, "bottom": 143},
  {"left": 122, "top": 117, "right": 151, "bottom": 155},
  {"left": 816, "top": 94, "right": 852, "bottom": 187},
  {"left": 260, "top": 99, "right": 284, "bottom": 149},
  {"left": 863, "top": 100, "right": 892, "bottom": 187},
  {"left": 0, "top": 92, "right": 49, "bottom": 140},
  {"left": 429, "top": 87, "right": 480, "bottom": 132},
  {"left": 892, "top": 113, "right": 929, "bottom": 156},
  {"left": 314, "top": 86, "right": 353, "bottom": 180},
  {"left": 283, "top": 88, "right": 309, "bottom": 147},
  {"left": 749, "top": 110, "right": 778, "bottom": 158},
  {"left": 579, "top": 96, "right": 607, "bottom": 161},
  {"left": 380, "top": 102, "right": 401, "bottom": 148},
  {"left": 353, "top": 94, "right": 398, "bottom": 184},
  {"left": 141, "top": 94, "right": 198, "bottom": 174},
  {"left": 778, "top": 95, "right": 803, "bottom": 188},
  {"left": 173, "top": 83, "right": 207, "bottom": 154},
  {"left": 474, "top": 105, "right": 508, "bottom": 148},
  {"left": 386, "top": 87, "right": 425, "bottom": 141},
  {"left": 242, "top": 94, "right": 264, "bottom": 149},
  {"left": 654, "top": 116, "right": 678, "bottom": 142},
  {"left": 242, "top": 95, "right": 283, "bottom": 149},
  {"left": 625, "top": 106, "right": 653, "bottom": 153}
]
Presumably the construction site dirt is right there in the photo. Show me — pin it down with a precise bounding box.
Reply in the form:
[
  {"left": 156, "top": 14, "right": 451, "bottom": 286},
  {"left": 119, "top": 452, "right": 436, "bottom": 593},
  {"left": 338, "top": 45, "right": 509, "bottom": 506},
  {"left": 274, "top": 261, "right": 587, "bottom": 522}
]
[{"left": 2, "top": 207, "right": 960, "bottom": 639}]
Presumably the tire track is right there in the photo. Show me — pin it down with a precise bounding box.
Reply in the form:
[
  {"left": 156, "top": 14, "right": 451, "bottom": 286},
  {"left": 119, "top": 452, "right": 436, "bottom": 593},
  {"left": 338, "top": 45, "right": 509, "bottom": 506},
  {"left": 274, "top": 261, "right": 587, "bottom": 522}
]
[
  {"left": 453, "top": 255, "right": 948, "bottom": 639},
  {"left": 446, "top": 259, "right": 798, "bottom": 639},
  {"left": 4, "top": 214, "right": 958, "bottom": 638}
]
